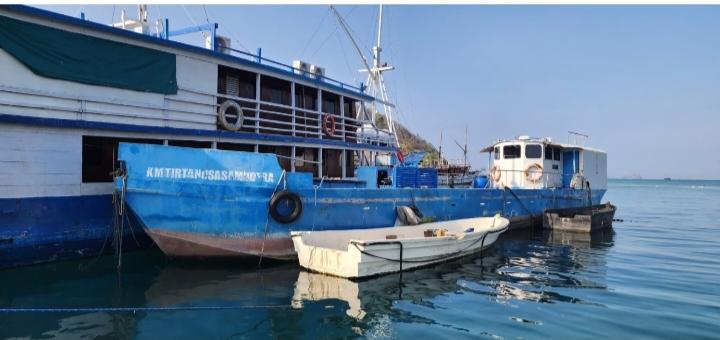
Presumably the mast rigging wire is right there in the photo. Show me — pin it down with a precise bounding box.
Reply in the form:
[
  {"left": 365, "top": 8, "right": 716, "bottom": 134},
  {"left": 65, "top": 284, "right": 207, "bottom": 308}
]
[{"left": 300, "top": 7, "right": 331, "bottom": 59}]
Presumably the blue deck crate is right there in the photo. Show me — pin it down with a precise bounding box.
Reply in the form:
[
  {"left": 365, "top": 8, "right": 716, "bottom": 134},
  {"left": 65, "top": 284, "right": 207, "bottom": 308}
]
[
  {"left": 417, "top": 168, "right": 438, "bottom": 188},
  {"left": 393, "top": 167, "right": 437, "bottom": 188}
]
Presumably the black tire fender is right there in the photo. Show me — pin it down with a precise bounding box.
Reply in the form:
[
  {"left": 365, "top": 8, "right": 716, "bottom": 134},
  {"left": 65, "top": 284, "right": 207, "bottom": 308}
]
[{"left": 269, "top": 190, "right": 302, "bottom": 224}]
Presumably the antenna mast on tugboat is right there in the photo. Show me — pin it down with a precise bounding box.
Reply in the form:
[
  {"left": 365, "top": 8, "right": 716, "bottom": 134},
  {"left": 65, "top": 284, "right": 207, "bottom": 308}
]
[
  {"left": 330, "top": 5, "right": 399, "bottom": 148},
  {"left": 439, "top": 130, "right": 444, "bottom": 167},
  {"left": 453, "top": 126, "right": 468, "bottom": 166}
]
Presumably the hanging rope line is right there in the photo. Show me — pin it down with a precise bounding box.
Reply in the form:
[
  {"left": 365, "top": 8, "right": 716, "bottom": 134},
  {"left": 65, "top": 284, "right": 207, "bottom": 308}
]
[
  {"left": 258, "top": 170, "right": 286, "bottom": 268},
  {"left": 309, "top": 6, "right": 357, "bottom": 60},
  {"left": 300, "top": 7, "right": 331, "bottom": 59},
  {"left": 503, "top": 186, "right": 535, "bottom": 220}
]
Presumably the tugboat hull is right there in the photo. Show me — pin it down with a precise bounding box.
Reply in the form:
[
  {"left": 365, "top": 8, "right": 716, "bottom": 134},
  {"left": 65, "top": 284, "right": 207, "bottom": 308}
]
[{"left": 118, "top": 143, "right": 606, "bottom": 260}]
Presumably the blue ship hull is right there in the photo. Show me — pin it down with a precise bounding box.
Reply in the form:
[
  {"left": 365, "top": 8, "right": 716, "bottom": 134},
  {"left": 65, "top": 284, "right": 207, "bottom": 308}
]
[
  {"left": 0, "top": 195, "right": 152, "bottom": 269},
  {"left": 118, "top": 144, "right": 605, "bottom": 260}
]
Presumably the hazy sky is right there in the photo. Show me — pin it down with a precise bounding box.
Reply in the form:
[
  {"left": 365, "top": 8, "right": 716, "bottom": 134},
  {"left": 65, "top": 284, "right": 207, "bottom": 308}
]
[{"left": 40, "top": 5, "right": 720, "bottom": 179}]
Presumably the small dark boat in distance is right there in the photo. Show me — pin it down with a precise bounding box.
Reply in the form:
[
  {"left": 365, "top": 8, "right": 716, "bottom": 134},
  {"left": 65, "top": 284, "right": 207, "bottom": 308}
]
[{"left": 543, "top": 203, "right": 616, "bottom": 232}]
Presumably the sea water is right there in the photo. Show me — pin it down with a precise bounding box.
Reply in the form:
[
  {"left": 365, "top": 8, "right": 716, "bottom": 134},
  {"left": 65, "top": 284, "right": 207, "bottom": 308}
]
[{"left": 1, "top": 179, "right": 719, "bottom": 339}]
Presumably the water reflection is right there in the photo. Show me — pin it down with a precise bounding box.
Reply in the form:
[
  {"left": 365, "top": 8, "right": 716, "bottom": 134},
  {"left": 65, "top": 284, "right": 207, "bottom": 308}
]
[
  {"left": 290, "top": 228, "right": 615, "bottom": 327},
  {"left": 0, "top": 228, "right": 615, "bottom": 338}
]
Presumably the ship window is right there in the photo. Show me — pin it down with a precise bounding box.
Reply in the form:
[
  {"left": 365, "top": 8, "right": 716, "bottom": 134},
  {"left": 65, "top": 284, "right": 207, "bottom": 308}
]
[
  {"left": 553, "top": 147, "right": 561, "bottom": 161},
  {"left": 217, "top": 143, "right": 255, "bottom": 152},
  {"left": 346, "top": 150, "right": 355, "bottom": 178},
  {"left": 322, "top": 148, "right": 343, "bottom": 178},
  {"left": 168, "top": 140, "right": 212, "bottom": 148},
  {"left": 322, "top": 91, "right": 340, "bottom": 116},
  {"left": 218, "top": 66, "right": 256, "bottom": 99},
  {"left": 295, "top": 84, "right": 318, "bottom": 110},
  {"left": 259, "top": 145, "right": 292, "bottom": 171},
  {"left": 295, "top": 148, "right": 318, "bottom": 176},
  {"left": 525, "top": 144, "right": 542, "bottom": 158},
  {"left": 545, "top": 146, "right": 553, "bottom": 160},
  {"left": 260, "top": 76, "right": 291, "bottom": 105},
  {"left": 494, "top": 147, "right": 500, "bottom": 160},
  {"left": 503, "top": 145, "right": 521, "bottom": 159},
  {"left": 82, "top": 136, "right": 162, "bottom": 183},
  {"left": 343, "top": 97, "right": 357, "bottom": 118}
]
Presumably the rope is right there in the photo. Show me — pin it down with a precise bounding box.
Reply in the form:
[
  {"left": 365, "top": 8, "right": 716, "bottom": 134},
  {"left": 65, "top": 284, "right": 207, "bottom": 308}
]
[
  {"left": 300, "top": 7, "right": 331, "bottom": 58},
  {"left": 503, "top": 186, "right": 535, "bottom": 220},
  {"left": 351, "top": 223, "right": 508, "bottom": 267},
  {"left": 0, "top": 304, "right": 292, "bottom": 314},
  {"left": 258, "top": 170, "right": 286, "bottom": 267}
]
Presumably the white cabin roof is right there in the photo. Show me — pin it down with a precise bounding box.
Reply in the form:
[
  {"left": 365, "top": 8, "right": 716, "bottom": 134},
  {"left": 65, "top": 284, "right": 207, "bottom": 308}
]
[{"left": 479, "top": 136, "right": 605, "bottom": 154}]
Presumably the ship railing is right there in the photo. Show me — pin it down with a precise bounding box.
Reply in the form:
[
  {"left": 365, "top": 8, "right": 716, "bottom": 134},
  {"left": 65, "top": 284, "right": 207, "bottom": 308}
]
[
  {"left": 221, "top": 46, "right": 364, "bottom": 93},
  {"left": 215, "top": 92, "right": 394, "bottom": 147},
  {"left": 0, "top": 82, "right": 395, "bottom": 147}
]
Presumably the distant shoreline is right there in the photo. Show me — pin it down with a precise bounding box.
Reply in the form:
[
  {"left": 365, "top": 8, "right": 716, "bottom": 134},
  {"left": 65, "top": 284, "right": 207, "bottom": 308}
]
[{"left": 609, "top": 178, "right": 720, "bottom": 182}]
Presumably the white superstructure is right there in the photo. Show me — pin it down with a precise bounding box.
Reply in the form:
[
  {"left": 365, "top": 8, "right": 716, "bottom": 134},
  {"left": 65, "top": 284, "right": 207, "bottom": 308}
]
[{"left": 482, "top": 135, "right": 607, "bottom": 191}]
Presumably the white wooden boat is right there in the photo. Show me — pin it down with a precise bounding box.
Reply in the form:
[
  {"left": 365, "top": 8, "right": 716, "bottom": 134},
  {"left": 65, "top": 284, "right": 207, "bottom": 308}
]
[{"left": 291, "top": 215, "right": 510, "bottom": 279}]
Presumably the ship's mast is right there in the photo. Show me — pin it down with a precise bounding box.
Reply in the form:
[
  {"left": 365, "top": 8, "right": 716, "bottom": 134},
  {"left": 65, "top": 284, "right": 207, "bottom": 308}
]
[
  {"left": 452, "top": 126, "right": 469, "bottom": 166},
  {"left": 365, "top": 5, "right": 398, "bottom": 147},
  {"left": 330, "top": 5, "right": 399, "bottom": 148},
  {"left": 439, "top": 130, "right": 443, "bottom": 167}
]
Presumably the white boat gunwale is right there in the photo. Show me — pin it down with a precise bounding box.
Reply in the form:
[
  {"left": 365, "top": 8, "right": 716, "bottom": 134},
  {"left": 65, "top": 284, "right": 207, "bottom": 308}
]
[{"left": 291, "top": 216, "right": 510, "bottom": 278}]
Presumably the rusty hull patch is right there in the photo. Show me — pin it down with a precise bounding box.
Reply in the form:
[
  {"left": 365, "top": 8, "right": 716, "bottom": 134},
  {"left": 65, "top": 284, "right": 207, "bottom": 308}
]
[{"left": 147, "top": 229, "right": 296, "bottom": 260}]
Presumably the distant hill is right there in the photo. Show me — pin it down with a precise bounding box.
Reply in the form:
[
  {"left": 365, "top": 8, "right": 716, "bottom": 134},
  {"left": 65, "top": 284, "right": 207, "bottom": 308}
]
[{"left": 375, "top": 116, "right": 440, "bottom": 165}]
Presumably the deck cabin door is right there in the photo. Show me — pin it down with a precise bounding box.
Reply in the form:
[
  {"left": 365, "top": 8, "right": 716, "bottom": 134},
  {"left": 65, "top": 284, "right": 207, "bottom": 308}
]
[{"left": 562, "top": 150, "right": 579, "bottom": 187}]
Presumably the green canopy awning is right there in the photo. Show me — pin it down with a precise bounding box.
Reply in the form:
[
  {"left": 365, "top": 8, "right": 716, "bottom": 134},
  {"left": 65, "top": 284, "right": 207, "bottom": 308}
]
[{"left": 0, "top": 14, "right": 177, "bottom": 94}]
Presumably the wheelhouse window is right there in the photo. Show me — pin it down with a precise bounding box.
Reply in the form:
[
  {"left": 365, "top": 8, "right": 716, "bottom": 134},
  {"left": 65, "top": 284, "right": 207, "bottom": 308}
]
[
  {"left": 553, "top": 147, "right": 561, "bottom": 161},
  {"left": 525, "top": 144, "right": 542, "bottom": 158},
  {"left": 494, "top": 146, "right": 500, "bottom": 160},
  {"left": 545, "top": 146, "right": 553, "bottom": 160},
  {"left": 503, "top": 145, "right": 521, "bottom": 159},
  {"left": 82, "top": 136, "right": 162, "bottom": 183}
]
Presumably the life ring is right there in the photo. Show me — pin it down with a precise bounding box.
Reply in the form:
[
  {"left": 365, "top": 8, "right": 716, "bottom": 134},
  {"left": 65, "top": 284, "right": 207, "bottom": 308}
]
[
  {"left": 524, "top": 163, "right": 543, "bottom": 183},
  {"left": 322, "top": 113, "right": 336, "bottom": 136},
  {"left": 491, "top": 165, "right": 501, "bottom": 182},
  {"left": 218, "top": 100, "right": 244, "bottom": 131},
  {"left": 269, "top": 190, "right": 302, "bottom": 224}
]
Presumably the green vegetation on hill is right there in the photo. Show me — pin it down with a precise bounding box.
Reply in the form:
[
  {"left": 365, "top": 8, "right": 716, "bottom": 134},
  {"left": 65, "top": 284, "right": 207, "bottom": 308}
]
[{"left": 375, "top": 116, "right": 440, "bottom": 165}]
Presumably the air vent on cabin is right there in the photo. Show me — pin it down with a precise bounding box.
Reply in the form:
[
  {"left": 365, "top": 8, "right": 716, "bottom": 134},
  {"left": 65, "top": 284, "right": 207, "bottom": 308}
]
[
  {"left": 309, "top": 64, "right": 325, "bottom": 77},
  {"left": 293, "top": 60, "right": 310, "bottom": 74},
  {"left": 226, "top": 74, "right": 240, "bottom": 97},
  {"left": 205, "top": 35, "right": 232, "bottom": 54},
  {"left": 293, "top": 60, "right": 325, "bottom": 78}
]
